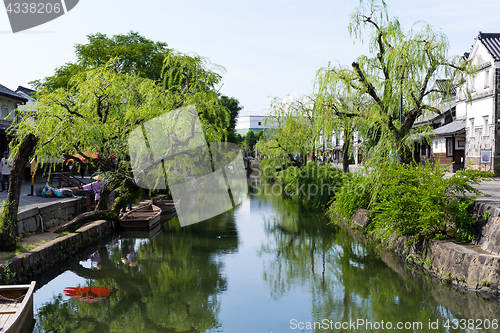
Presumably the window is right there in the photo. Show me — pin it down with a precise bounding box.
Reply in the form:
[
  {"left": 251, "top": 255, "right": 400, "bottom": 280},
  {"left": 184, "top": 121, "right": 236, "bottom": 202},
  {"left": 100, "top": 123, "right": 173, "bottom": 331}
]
[
  {"left": 484, "top": 70, "right": 490, "bottom": 89},
  {"left": 420, "top": 144, "right": 428, "bottom": 157},
  {"left": 258, "top": 122, "right": 261, "bottom": 126},
  {"left": 469, "top": 118, "right": 475, "bottom": 138},
  {"left": 483, "top": 116, "right": 489, "bottom": 136},
  {"left": 446, "top": 138, "right": 453, "bottom": 157},
  {"left": 1, "top": 106, "right": 8, "bottom": 118}
]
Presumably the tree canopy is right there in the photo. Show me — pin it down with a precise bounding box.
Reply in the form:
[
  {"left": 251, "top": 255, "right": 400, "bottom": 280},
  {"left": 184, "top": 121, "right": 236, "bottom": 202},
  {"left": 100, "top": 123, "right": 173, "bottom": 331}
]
[
  {"left": 256, "top": 95, "right": 317, "bottom": 168},
  {"left": 32, "top": 31, "right": 171, "bottom": 91},
  {"left": 317, "top": 0, "right": 474, "bottom": 164}
]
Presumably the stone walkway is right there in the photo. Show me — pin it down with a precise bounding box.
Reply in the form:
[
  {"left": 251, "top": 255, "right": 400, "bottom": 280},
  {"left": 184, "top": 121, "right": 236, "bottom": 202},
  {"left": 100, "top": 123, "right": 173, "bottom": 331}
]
[
  {"left": 473, "top": 178, "right": 500, "bottom": 204},
  {"left": 0, "top": 177, "right": 93, "bottom": 260},
  {"left": 0, "top": 177, "right": 93, "bottom": 213}
]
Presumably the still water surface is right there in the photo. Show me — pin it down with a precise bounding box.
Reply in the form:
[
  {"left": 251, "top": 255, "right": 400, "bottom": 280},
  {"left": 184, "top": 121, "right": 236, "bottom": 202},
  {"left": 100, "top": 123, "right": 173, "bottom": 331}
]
[{"left": 32, "top": 182, "right": 500, "bottom": 332}]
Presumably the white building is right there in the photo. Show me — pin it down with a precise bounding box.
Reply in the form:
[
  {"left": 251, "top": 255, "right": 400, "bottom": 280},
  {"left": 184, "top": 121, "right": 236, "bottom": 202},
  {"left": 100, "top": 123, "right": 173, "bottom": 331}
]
[
  {"left": 15, "top": 86, "right": 36, "bottom": 109},
  {"left": 235, "top": 115, "right": 275, "bottom": 136},
  {"left": 0, "top": 84, "right": 28, "bottom": 154},
  {"left": 456, "top": 32, "right": 500, "bottom": 172},
  {"left": 412, "top": 33, "right": 500, "bottom": 173}
]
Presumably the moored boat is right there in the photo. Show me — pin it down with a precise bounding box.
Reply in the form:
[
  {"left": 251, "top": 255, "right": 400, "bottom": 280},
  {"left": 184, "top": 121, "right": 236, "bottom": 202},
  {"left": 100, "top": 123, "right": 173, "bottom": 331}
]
[
  {"left": 0, "top": 281, "right": 36, "bottom": 333},
  {"left": 119, "top": 204, "right": 162, "bottom": 230},
  {"left": 153, "top": 197, "right": 180, "bottom": 214}
]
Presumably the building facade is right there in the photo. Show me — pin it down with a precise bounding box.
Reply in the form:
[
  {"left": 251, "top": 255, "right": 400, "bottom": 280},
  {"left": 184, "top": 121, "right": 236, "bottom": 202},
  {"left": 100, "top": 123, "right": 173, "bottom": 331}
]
[
  {"left": 0, "top": 84, "right": 27, "bottom": 154},
  {"left": 457, "top": 33, "right": 500, "bottom": 172},
  {"left": 414, "top": 33, "right": 500, "bottom": 173},
  {"left": 235, "top": 115, "right": 275, "bottom": 136}
]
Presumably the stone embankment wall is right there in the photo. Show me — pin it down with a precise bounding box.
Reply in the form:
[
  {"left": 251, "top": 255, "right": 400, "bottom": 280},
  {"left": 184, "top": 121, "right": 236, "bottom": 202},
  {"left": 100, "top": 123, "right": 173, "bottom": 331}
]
[
  {"left": 349, "top": 202, "right": 500, "bottom": 295},
  {"left": 0, "top": 220, "right": 116, "bottom": 284},
  {"left": 17, "top": 197, "right": 91, "bottom": 237}
]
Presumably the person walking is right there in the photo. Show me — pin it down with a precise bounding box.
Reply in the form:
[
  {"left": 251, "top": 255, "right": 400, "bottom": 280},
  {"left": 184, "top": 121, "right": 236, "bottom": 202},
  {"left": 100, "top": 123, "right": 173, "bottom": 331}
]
[{"left": 0, "top": 151, "right": 13, "bottom": 192}]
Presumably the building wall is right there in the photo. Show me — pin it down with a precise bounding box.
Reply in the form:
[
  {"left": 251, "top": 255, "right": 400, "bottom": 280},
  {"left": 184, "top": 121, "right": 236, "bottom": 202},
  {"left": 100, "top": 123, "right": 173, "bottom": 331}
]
[
  {"left": 495, "top": 66, "right": 500, "bottom": 174},
  {"left": 235, "top": 116, "right": 275, "bottom": 135},
  {"left": 0, "top": 96, "right": 18, "bottom": 121},
  {"left": 459, "top": 41, "right": 498, "bottom": 172},
  {"left": 432, "top": 137, "right": 446, "bottom": 154},
  {"left": 433, "top": 153, "right": 454, "bottom": 170}
]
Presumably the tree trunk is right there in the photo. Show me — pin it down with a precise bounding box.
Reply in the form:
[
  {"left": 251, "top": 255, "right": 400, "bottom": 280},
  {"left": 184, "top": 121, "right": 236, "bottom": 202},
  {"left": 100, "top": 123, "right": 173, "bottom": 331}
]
[
  {"left": 398, "top": 144, "right": 415, "bottom": 165},
  {"left": 96, "top": 187, "right": 111, "bottom": 211},
  {"left": 342, "top": 128, "right": 351, "bottom": 173},
  {"left": 54, "top": 210, "right": 117, "bottom": 233},
  {"left": 0, "top": 134, "right": 38, "bottom": 251}
]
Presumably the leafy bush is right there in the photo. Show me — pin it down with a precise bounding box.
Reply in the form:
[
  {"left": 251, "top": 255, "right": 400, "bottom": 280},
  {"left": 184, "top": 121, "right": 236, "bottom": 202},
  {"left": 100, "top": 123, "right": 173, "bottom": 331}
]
[
  {"left": 330, "top": 160, "right": 493, "bottom": 243},
  {"left": 260, "top": 158, "right": 285, "bottom": 182},
  {"left": 277, "top": 162, "right": 343, "bottom": 209},
  {"left": 327, "top": 171, "right": 373, "bottom": 221}
]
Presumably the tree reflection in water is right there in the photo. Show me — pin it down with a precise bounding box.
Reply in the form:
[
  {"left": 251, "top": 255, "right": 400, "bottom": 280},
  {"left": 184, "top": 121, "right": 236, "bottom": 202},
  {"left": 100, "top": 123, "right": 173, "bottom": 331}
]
[
  {"left": 258, "top": 183, "right": 497, "bottom": 333},
  {"left": 34, "top": 213, "right": 238, "bottom": 333}
]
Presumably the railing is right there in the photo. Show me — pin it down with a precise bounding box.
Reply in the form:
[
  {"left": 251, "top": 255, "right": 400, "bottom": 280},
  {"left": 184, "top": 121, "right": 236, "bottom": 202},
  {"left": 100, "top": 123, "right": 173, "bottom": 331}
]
[{"left": 49, "top": 172, "right": 86, "bottom": 188}]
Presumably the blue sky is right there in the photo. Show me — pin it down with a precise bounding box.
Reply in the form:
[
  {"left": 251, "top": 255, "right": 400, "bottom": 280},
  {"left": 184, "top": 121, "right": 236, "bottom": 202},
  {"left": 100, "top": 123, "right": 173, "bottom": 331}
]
[{"left": 1, "top": 0, "right": 499, "bottom": 115}]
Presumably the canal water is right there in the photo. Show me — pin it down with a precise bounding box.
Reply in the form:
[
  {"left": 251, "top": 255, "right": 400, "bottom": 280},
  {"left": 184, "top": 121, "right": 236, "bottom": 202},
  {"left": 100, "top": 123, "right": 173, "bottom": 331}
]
[{"left": 32, "top": 181, "right": 500, "bottom": 332}]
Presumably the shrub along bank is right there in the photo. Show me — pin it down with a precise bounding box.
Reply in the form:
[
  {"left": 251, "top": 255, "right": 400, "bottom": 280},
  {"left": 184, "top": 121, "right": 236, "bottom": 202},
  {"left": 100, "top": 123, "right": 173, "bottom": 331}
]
[
  {"left": 267, "top": 158, "right": 493, "bottom": 243},
  {"left": 329, "top": 162, "right": 494, "bottom": 244},
  {"left": 262, "top": 157, "right": 497, "bottom": 292},
  {"left": 275, "top": 162, "right": 343, "bottom": 209}
]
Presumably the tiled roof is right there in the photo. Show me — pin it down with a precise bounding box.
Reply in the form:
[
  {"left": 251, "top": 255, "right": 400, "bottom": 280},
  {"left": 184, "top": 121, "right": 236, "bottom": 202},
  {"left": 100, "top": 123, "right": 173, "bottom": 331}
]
[
  {"left": 0, "top": 84, "right": 27, "bottom": 103},
  {"left": 433, "top": 119, "right": 466, "bottom": 136},
  {"left": 434, "top": 79, "right": 456, "bottom": 95},
  {"left": 477, "top": 32, "right": 500, "bottom": 61},
  {"left": 15, "top": 86, "right": 36, "bottom": 99}
]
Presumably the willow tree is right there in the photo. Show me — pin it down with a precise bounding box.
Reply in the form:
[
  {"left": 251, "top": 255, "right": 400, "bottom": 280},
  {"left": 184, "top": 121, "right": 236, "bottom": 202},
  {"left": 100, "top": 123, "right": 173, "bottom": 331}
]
[
  {"left": 331, "top": 0, "right": 474, "bottom": 164},
  {"left": 256, "top": 95, "right": 317, "bottom": 169},
  {"left": 18, "top": 63, "right": 170, "bottom": 202},
  {"left": 315, "top": 65, "right": 371, "bottom": 173},
  {"left": 162, "top": 52, "right": 231, "bottom": 141},
  {"left": 31, "top": 31, "right": 171, "bottom": 91}
]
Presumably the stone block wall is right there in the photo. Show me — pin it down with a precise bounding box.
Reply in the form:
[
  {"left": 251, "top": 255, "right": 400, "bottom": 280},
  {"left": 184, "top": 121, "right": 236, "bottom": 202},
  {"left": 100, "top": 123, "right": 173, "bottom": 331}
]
[
  {"left": 465, "top": 133, "right": 495, "bottom": 171},
  {"left": 0, "top": 220, "right": 116, "bottom": 283},
  {"left": 473, "top": 202, "right": 500, "bottom": 255},
  {"left": 346, "top": 203, "right": 500, "bottom": 294},
  {"left": 17, "top": 197, "right": 91, "bottom": 237}
]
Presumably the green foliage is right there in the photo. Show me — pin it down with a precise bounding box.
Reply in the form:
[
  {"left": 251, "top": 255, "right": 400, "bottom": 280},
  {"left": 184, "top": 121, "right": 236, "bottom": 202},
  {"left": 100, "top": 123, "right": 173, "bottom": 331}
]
[
  {"left": 481, "top": 280, "right": 491, "bottom": 287},
  {"left": 1, "top": 262, "right": 18, "bottom": 285},
  {"left": 260, "top": 157, "right": 283, "bottom": 182},
  {"left": 219, "top": 95, "right": 242, "bottom": 132},
  {"left": 276, "top": 162, "right": 343, "bottom": 209},
  {"left": 31, "top": 31, "right": 171, "bottom": 91},
  {"left": 256, "top": 95, "right": 315, "bottom": 168},
  {"left": 0, "top": 200, "right": 16, "bottom": 237},
  {"left": 14, "top": 64, "right": 170, "bottom": 196},
  {"left": 0, "top": 201, "right": 8, "bottom": 233},
  {"left": 483, "top": 210, "right": 491, "bottom": 222},
  {"left": 331, "top": 161, "right": 493, "bottom": 243},
  {"left": 327, "top": 171, "right": 373, "bottom": 221},
  {"left": 30, "top": 31, "right": 234, "bottom": 146},
  {"left": 317, "top": 0, "right": 476, "bottom": 165}
]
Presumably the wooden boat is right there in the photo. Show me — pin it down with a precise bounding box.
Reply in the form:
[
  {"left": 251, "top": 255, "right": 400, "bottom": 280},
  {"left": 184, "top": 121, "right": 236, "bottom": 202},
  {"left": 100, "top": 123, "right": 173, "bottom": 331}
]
[
  {"left": 153, "top": 197, "right": 180, "bottom": 214},
  {"left": 0, "top": 281, "right": 36, "bottom": 333},
  {"left": 119, "top": 204, "right": 162, "bottom": 230},
  {"left": 120, "top": 222, "right": 163, "bottom": 239}
]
